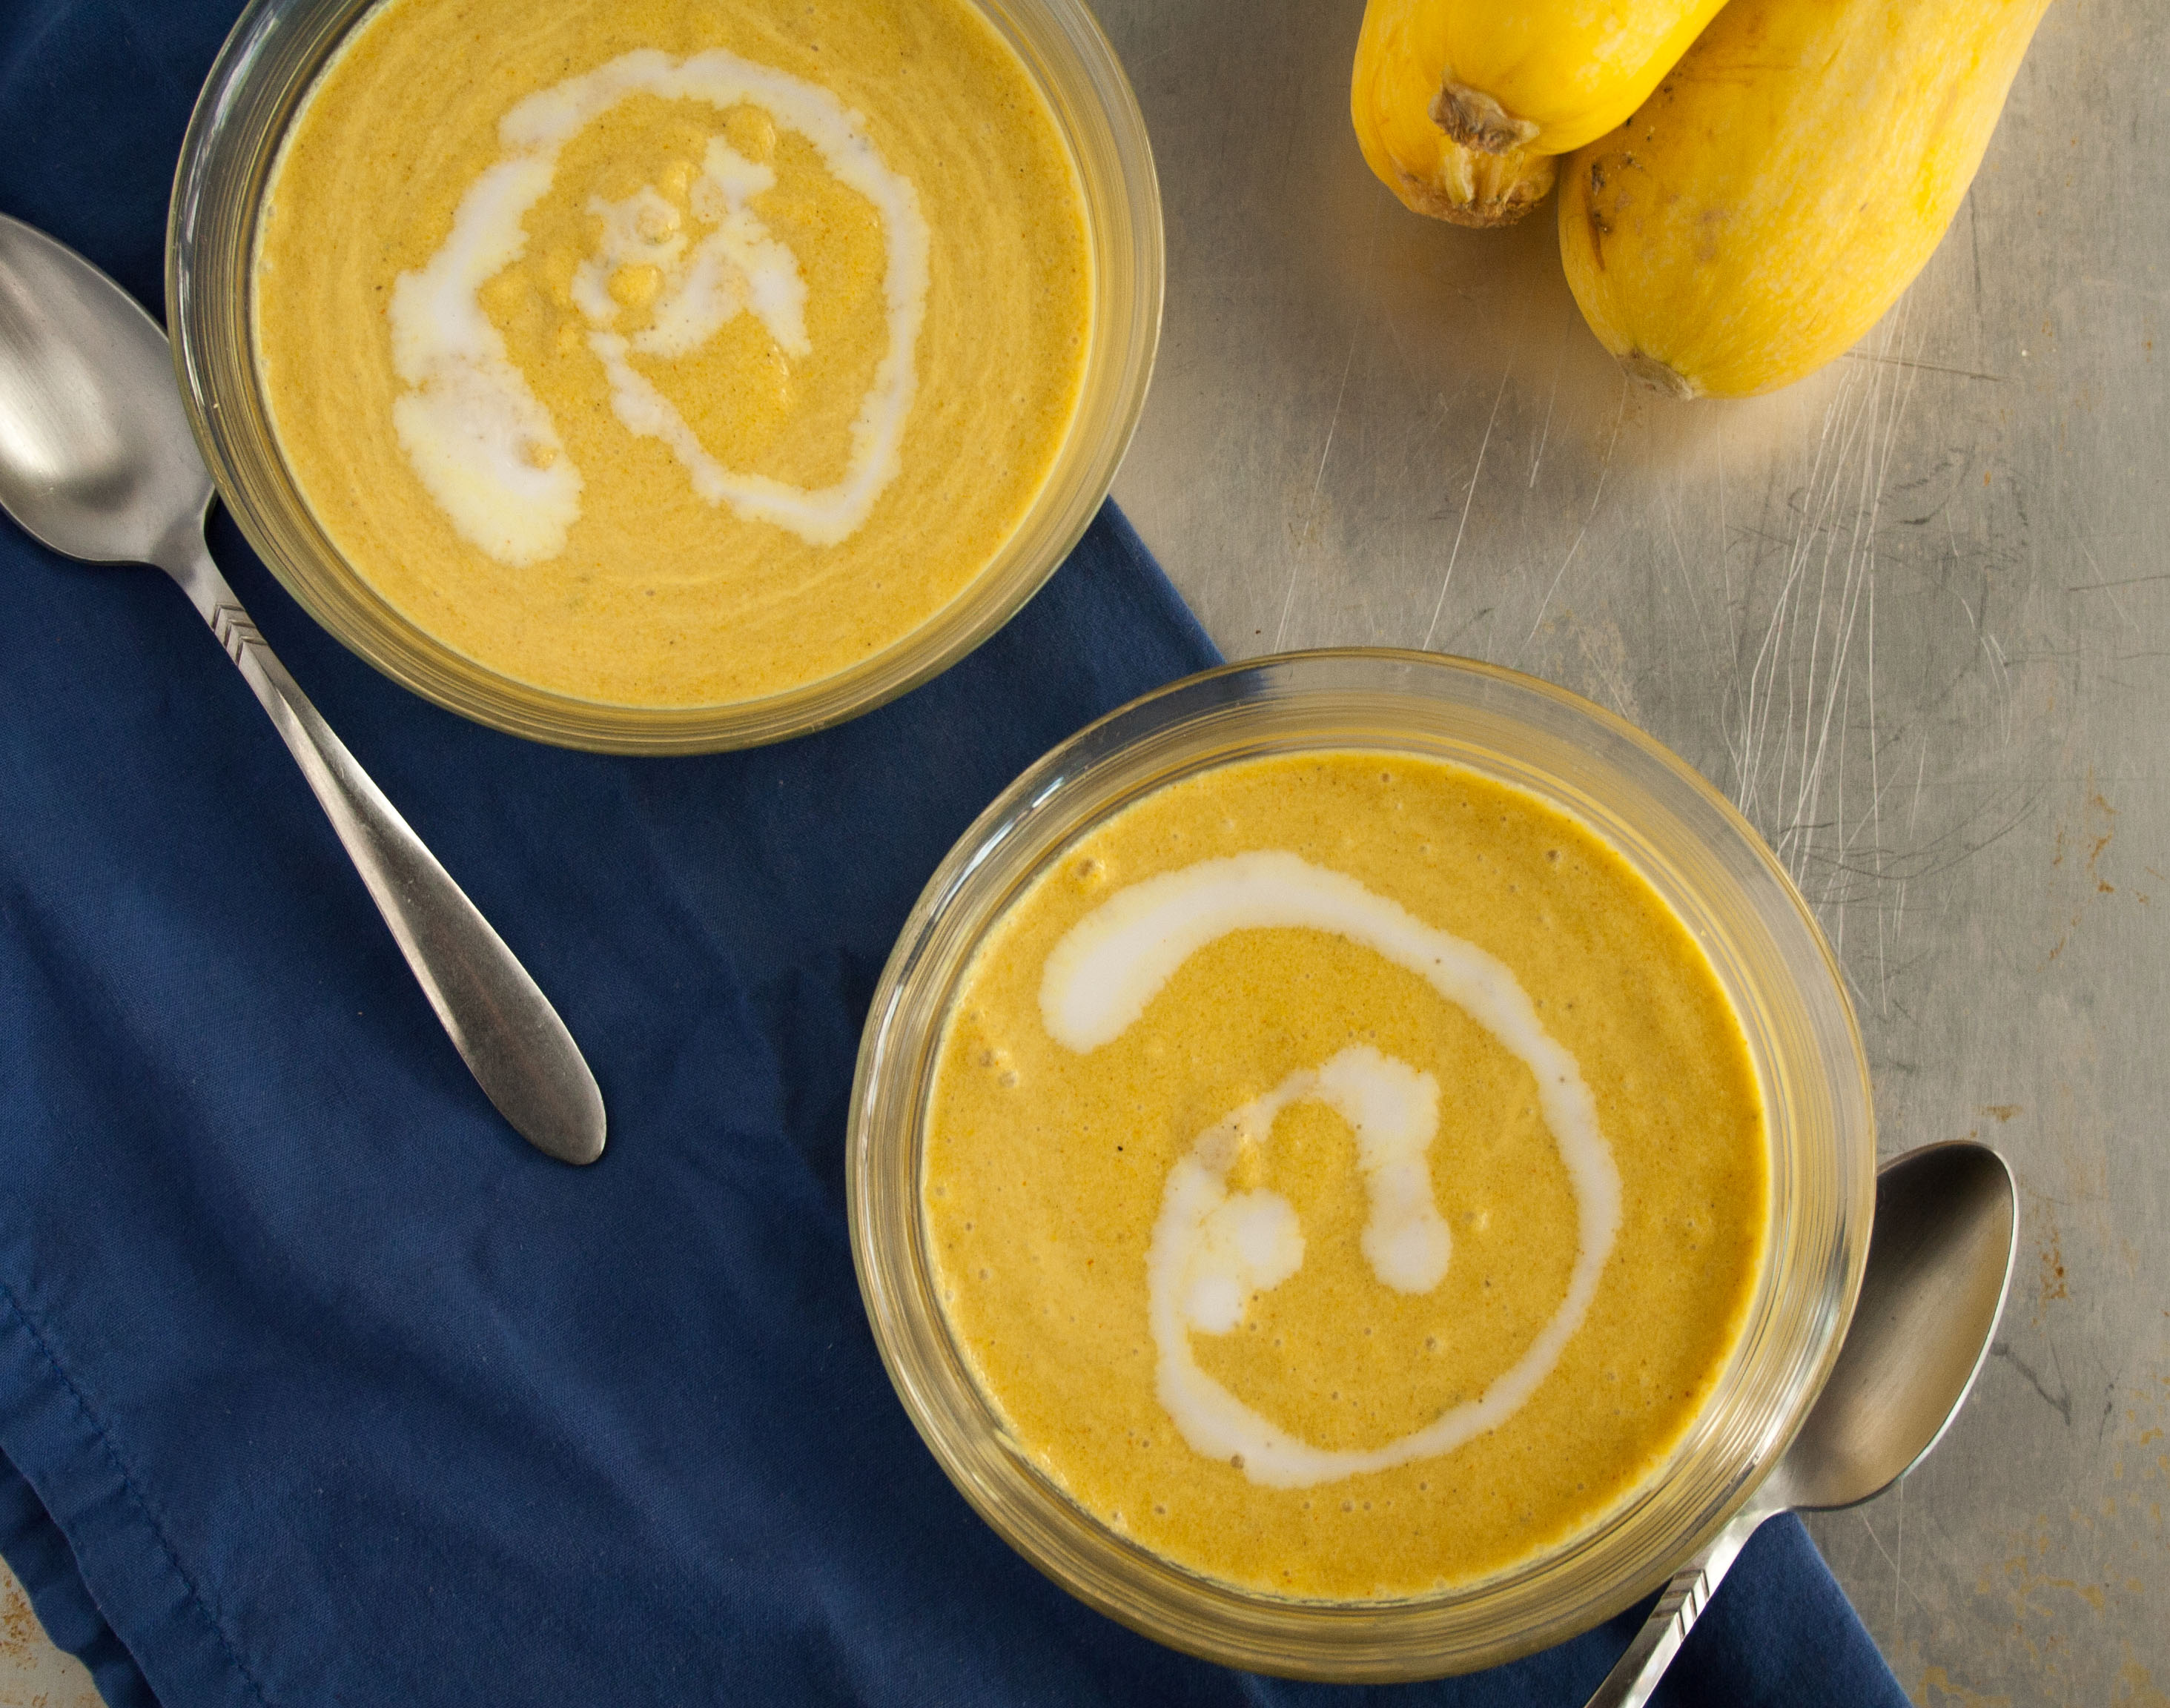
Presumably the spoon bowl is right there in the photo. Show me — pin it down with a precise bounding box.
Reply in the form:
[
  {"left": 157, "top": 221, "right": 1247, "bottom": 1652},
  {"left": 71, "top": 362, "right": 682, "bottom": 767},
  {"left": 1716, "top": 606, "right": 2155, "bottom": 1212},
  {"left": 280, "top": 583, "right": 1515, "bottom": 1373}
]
[
  {"left": 1765, "top": 1138, "right": 2018, "bottom": 1513},
  {"left": 1585, "top": 1139, "right": 2017, "bottom": 1707},
  {"left": 0, "top": 220, "right": 209, "bottom": 564}
]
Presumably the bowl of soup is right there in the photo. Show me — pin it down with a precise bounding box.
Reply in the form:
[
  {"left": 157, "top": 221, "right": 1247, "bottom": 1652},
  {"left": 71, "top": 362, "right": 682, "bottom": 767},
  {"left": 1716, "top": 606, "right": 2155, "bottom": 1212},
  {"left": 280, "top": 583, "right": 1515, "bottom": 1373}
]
[
  {"left": 168, "top": 0, "right": 1159, "bottom": 750},
  {"left": 849, "top": 649, "right": 1874, "bottom": 1678}
]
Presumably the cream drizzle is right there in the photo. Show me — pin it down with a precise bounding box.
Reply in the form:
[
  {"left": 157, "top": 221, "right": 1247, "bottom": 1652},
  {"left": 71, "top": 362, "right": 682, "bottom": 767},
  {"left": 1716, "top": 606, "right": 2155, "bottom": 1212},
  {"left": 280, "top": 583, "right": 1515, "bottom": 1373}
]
[
  {"left": 1038, "top": 850, "right": 1622, "bottom": 1489},
  {"left": 387, "top": 48, "right": 929, "bottom": 564}
]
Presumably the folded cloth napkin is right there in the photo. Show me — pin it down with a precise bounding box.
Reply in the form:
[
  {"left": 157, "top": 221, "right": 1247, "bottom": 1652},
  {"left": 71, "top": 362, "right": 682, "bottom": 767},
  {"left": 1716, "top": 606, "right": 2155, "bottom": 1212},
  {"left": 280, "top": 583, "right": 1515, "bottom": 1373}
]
[{"left": 0, "top": 4, "right": 1909, "bottom": 1704}]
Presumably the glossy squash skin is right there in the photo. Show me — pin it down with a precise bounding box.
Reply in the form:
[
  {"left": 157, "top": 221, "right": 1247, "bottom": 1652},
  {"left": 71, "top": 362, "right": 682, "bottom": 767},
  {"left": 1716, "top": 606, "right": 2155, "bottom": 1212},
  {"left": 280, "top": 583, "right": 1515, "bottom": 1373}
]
[
  {"left": 1354, "top": 0, "right": 1733, "bottom": 179},
  {"left": 1353, "top": 0, "right": 1554, "bottom": 227},
  {"left": 1560, "top": 0, "right": 2056, "bottom": 398}
]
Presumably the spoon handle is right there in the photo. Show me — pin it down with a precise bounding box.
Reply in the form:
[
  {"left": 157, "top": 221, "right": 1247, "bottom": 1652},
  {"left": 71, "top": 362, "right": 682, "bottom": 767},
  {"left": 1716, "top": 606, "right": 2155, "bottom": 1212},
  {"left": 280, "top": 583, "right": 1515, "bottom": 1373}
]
[
  {"left": 1581, "top": 1505, "right": 1773, "bottom": 1708},
  {"left": 157, "top": 524, "right": 606, "bottom": 1165}
]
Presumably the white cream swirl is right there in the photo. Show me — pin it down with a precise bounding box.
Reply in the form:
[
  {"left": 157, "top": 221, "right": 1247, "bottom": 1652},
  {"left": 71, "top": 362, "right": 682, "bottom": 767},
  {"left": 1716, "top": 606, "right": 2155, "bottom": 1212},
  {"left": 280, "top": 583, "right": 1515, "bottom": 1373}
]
[
  {"left": 387, "top": 49, "right": 929, "bottom": 564},
  {"left": 1040, "top": 850, "right": 1622, "bottom": 1489}
]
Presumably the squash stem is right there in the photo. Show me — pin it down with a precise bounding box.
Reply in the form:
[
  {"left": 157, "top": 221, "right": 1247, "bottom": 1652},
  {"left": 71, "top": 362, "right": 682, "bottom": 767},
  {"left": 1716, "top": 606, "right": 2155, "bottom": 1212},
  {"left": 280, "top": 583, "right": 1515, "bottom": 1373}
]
[{"left": 1430, "top": 81, "right": 1541, "bottom": 155}]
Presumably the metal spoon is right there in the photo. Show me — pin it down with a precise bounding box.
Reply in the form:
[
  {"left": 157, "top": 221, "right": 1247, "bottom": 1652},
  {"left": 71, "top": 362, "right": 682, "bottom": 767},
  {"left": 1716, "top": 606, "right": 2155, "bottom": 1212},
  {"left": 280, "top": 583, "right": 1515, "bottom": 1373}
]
[
  {"left": 0, "top": 213, "right": 605, "bottom": 1166},
  {"left": 1584, "top": 1139, "right": 2017, "bottom": 1707}
]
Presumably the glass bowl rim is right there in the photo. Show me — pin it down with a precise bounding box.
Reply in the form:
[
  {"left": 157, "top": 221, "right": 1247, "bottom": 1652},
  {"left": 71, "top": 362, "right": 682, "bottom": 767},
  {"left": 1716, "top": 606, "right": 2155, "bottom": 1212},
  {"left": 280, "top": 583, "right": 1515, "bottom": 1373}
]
[
  {"left": 165, "top": 0, "right": 1164, "bottom": 752},
  {"left": 847, "top": 646, "right": 1877, "bottom": 1680}
]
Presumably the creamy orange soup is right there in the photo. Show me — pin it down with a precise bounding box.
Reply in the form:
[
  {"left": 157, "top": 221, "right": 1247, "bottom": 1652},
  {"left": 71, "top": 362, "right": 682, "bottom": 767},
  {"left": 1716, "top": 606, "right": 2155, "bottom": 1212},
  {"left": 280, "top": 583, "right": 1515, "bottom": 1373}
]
[
  {"left": 923, "top": 752, "right": 1768, "bottom": 1598},
  {"left": 255, "top": 0, "right": 1089, "bottom": 707}
]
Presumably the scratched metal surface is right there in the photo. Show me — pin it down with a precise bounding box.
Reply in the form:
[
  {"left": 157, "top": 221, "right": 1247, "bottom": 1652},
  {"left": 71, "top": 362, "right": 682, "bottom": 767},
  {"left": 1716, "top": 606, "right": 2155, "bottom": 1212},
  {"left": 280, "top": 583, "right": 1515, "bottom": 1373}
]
[
  {"left": 1093, "top": 0, "right": 2170, "bottom": 1699},
  {"left": 0, "top": 1566, "right": 97, "bottom": 1707},
  {"left": 2, "top": 0, "right": 2165, "bottom": 1700}
]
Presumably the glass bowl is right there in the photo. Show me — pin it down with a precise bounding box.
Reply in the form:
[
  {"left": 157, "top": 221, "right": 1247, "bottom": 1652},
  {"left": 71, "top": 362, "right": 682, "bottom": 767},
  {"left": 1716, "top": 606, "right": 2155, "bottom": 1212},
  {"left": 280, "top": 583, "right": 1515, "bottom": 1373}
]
[
  {"left": 166, "top": 0, "right": 1161, "bottom": 753},
  {"left": 848, "top": 649, "right": 1876, "bottom": 1680}
]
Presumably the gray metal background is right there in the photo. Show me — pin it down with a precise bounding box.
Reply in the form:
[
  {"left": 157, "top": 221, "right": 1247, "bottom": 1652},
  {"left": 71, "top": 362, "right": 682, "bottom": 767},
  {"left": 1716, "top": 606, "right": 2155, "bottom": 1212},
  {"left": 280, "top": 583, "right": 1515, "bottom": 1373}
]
[
  {"left": 1, "top": 0, "right": 2160, "bottom": 1700},
  {"left": 1095, "top": 0, "right": 2167, "bottom": 1698}
]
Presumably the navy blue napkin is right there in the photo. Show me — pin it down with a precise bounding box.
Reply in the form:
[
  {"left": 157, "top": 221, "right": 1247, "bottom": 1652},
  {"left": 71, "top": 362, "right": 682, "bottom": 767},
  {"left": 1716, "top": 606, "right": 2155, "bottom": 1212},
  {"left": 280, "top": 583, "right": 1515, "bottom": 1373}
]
[{"left": 0, "top": 4, "right": 1906, "bottom": 1704}]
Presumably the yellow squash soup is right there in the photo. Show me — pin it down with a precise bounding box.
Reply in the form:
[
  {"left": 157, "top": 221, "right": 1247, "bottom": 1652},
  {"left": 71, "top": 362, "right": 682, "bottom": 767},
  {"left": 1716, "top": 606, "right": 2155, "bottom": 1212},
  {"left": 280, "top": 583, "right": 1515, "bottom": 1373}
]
[
  {"left": 254, "top": 0, "right": 1089, "bottom": 707},
  {"left": 923, "top": 752, "right": 1769, "bottom": 1598}
]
